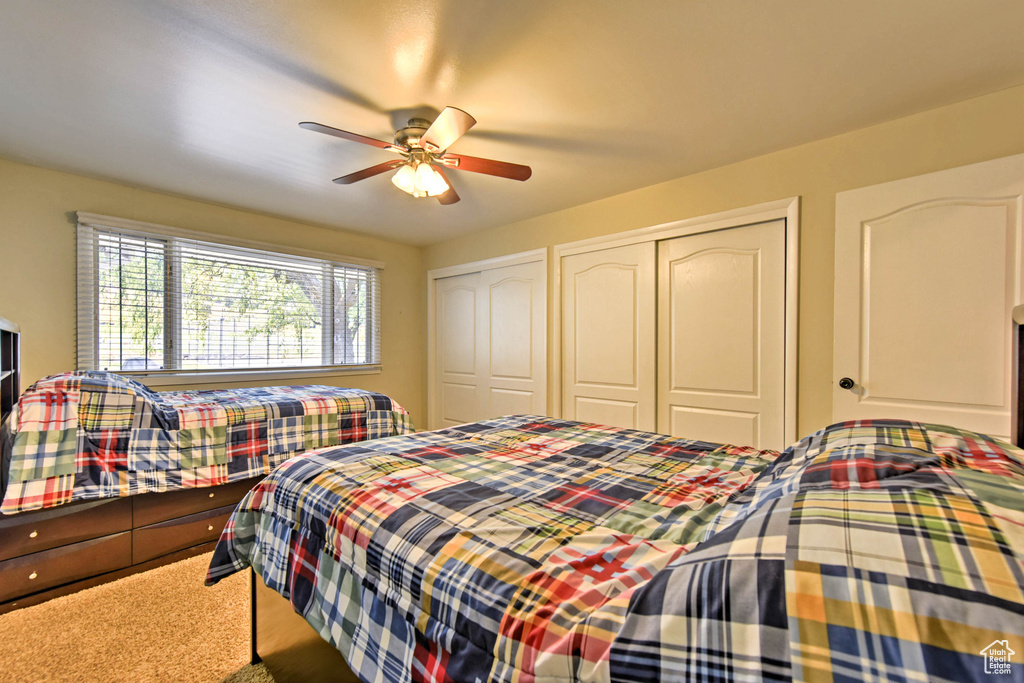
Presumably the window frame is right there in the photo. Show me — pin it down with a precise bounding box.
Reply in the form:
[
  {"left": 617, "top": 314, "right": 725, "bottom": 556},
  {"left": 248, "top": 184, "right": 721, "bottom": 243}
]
[{"left": 76, "top": 212, "right": 384, "bottom": 386}]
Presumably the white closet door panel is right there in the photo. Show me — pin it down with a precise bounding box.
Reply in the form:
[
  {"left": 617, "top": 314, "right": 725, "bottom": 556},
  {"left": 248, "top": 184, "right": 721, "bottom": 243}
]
[
  {"left": 442, "top": 383, "right": 480, "bottom": 426},
  {"left": 489, "top": 388, "right": 535, "bottom": 416},
  {"left": 668, "top": 406, "right": 759, "bottom": 448},
  {"left": 573, "top": 265, "right": 642, "bottom": 387},
  {"left": 834, "top": 153, "right": 1024, "bottom": 439},
  {"left": 562, "top": 243, "right": 656, "bottom": 430},
  {"left": 574, "top": 397, "right": 639, "bottom": 429},
  {"left": 864, "top": 204, "right": 1006, "bottom": 406},
  {"left": 434, "top": 273, "right": 483, "bottom": 426},
  {"left": 658, "top": 220, "right": 786, "bottom": 450},
  {"left": 440, "top": 284, "right": 478, "bottom": 376},
  {"left": 480, "top": 261, "right": 547, "bottom": 418},
  {"left": 669, "top": 249, "right": 757, "bottom": 394},
  {"left": 488, "top": 277, "right": 534, "bottom": 380}
]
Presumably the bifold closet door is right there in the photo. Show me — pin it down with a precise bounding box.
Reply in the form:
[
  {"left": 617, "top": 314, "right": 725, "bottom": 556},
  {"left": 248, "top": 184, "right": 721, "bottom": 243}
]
[
  {"left": 657, "top": 220, "right": 786, "bottom": 450},
  {"left": 561, "top": 242, "right": 656, "bottom": 430},
  {"left": 432, "top": 260, "right": 546, "bottom": 429},
  {"left": 434, "top": 272, "right": 484, "bottom": 427}
]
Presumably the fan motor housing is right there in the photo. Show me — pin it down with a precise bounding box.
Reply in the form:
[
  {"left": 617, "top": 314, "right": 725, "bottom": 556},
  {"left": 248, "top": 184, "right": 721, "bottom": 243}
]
[{"left": 394, "top": 118, "right": 432, "bottom": 148}]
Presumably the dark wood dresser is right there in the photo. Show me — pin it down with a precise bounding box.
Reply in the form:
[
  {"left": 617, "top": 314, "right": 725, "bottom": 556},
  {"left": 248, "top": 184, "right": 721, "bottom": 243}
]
[{"left": 0, "top": 476, "right": 259, "bottom": 613}]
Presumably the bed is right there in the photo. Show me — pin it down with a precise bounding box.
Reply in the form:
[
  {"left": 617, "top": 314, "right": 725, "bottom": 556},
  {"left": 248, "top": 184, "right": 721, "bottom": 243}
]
[
  {"left": 2, "top": 370, "right": 414, "bottom": 514},
  {"left": 0, "top": 318, "right": 415, "bottom": 612},
  {"left": 206, "top": 412, "right": 1024, "bottom": 682}
]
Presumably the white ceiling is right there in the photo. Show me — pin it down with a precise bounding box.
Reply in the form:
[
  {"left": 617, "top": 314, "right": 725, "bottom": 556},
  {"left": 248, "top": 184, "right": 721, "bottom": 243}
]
[{"left": 2, "top": 1, "right": 1024, "bottom": 246}]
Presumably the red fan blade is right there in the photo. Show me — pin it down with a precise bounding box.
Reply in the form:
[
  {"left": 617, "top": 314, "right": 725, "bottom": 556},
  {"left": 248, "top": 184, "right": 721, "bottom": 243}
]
[
  {"left": 422, "top": 107, "right": 476, "bottom": 153},
  {"left": 333, "top": 160, "right": 404, "bottom": 184},
  {"left": 300, "top": 121, "right": 395, "bottom": 150},
  {"left": 443, "top": 153, "right": 531, "bottom": 181},
  {"left": 434, "top": 167, "right": 460, "bottom": 205}
]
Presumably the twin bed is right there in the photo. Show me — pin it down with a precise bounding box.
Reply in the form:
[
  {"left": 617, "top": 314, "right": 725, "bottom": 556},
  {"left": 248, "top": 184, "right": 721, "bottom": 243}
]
[
  {"left": 1, "top": 371, "right": 413, "bottom": 514},
  {"left": 3, "top": 314, "right": 1024, "bottom": 682},
  {"left": 0, "top": 324, "right": 413, "bottom": 611}
]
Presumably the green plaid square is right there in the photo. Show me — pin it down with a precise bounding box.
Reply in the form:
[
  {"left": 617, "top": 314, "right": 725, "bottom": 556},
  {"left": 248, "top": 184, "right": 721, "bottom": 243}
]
[
  {"left": 304, "top": 414, "right": 339, "bottom": 449},
  {"left": 179, "top": 426, "right": 228, "bottom": 469},
  {"left": 223, "top": 402, "right": 267, "bottom": 426},
  {"left": 9, "top": 429, "right": 79, "bottom": 481},
  {"left": 79, "top": 390, "right": 136, "bottom": 430}
]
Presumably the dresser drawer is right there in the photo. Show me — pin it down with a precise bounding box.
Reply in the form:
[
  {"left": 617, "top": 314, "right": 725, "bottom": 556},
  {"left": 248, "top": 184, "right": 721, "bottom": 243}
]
[
  {"left": 132, "top": 477, "right": 260, "bottom": 528},
  {"left": 132, "top": 503, "right": 236, "bottom": 565},
  {"left": 0, "top": 497, "right": 133, "bottom": 562},
  {"left": 0, "top": 532, "right": 132, "bottom": 602}
]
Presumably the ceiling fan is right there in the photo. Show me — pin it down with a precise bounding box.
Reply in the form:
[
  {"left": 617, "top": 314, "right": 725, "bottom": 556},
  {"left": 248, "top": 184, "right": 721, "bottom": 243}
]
[{"left": 300, "top": 107, "right": 531, "bottom": 205}]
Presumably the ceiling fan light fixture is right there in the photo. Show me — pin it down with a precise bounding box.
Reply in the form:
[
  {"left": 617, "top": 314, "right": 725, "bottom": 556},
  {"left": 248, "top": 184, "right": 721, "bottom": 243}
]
[
  {"left": 302, "top": 107, "right": 529, "bottom": 206},
  {"left": 392, "top": 161, "right": 449, "bottom": 198}
]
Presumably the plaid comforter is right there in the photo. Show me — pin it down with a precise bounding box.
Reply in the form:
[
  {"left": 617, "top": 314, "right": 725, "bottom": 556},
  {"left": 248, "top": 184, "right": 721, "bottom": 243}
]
[
  {"left": 1, "top": 372, "right": 413, "bottom": 514},
  {"left": 207, "top": 416, "right": 1024, "bottom": 683}
]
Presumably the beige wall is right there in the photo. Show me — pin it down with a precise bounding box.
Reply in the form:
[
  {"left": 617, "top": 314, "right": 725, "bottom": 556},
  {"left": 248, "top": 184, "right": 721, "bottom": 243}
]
[
  {"left": 0, "top": 158, "right": 426, "bottom": 425},
  {"left": 7, "top": 82, "right": 1024, "bottom": 440},
  {"left": 425, "top": 83, "right": 1024, "bottom": 438}
]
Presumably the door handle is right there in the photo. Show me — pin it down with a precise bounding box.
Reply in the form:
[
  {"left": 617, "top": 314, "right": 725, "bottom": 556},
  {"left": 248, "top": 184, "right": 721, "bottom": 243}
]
[{"left": 839, "top": 377, "right": 855, "bottom": 390}]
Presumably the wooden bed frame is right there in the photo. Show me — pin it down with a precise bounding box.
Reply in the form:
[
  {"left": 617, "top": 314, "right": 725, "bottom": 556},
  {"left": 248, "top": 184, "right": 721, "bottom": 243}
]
[
  {"left": 0, "top": 317, "right": 261, "bottom": 614},
  {"left": 252, "top": 575, "right": 360, "bottom": 682},
  {"left": 248, "top": 307, "right": 1024, "bottom": 682}
]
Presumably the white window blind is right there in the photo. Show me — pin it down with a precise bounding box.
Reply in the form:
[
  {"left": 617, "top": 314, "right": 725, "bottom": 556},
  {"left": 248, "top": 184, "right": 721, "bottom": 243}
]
[{"left": 76, "top": 217, "right": 381, "bottom": 374}]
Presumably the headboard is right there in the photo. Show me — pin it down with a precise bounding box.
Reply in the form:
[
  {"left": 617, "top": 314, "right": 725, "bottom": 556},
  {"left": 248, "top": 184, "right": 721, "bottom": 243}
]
[
  {"left": 0, "top": 316, "right": 18, "bottom": 427},
  {"left": 0, "top": 316, "right": 19, "bottom": 496}
]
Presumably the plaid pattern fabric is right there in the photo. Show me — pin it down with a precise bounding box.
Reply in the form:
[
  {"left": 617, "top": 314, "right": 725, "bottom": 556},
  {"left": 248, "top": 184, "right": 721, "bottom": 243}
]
[
  {"left": 206, "top": 416, "right": 1024, "bottom": 683},
  {"left": 1, "top": 372, "right": 414, "bottom": 514}
]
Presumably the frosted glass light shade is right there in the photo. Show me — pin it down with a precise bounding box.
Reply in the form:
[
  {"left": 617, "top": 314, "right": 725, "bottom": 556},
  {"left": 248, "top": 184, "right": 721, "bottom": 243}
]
[
  {"left": 392, "top": 164, "right": 417, "bottom": 193},
  {"left": 414, "top": 162, "right": 435, "bottom": 193},
  {"left": 426, "top": 168, "right": 449, "bottom": 196}
]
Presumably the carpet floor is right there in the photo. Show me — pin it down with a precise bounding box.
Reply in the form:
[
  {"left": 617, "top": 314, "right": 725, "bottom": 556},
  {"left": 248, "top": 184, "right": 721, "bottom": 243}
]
[{"left": 0, "top": 552, "right": 276, "bottom": 683}]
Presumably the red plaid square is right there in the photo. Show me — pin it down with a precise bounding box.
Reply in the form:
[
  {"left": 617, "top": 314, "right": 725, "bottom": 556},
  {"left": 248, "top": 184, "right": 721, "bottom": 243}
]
[
  {"left": 228, "top": 422, "right": 267, "bottom": 459},
  {"left": 17, "top": 391, "right": 79, "bottom": 432},
  {"left": 178, "top": 404, "right": 227, "bottom": 429},
  {"left": 300, "top": 396, "right": 336, "bottom": 416},
  {"left": 338, "top": 413, "right": 367, "bottom": 444},
  {"left": 182, "top": 464, "right": 230, "bottom": 488},
  {"left": 76, "top": 429, "right": 129, "bottom": 472}
]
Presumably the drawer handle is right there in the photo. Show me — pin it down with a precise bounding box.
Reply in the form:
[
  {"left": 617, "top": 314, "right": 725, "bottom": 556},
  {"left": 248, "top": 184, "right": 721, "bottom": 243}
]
[
  {"left": 208, "top": 492, "right": 216, "bottom": 498},
  {"left": 207, "top": 525, "right": 214, "bottom": 531},
  {"left": 28, "top": 571, "right": 37, "bottom": 580},
  {"left": 29, "top": 530, "right": 38, "bottom": 539}
]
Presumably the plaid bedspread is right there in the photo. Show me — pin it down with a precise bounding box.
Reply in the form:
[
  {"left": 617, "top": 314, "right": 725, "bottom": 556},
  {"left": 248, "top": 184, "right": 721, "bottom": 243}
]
[
  {"left": 207, "top": 416, "right": 1024, "bottom": 683},
  {"left": 1, "top": 372, "right": 413, "bottom": 514}
]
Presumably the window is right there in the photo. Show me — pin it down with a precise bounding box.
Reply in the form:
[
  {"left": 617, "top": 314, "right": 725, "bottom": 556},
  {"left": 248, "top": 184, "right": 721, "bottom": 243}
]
[{"left": 76, "top": 216, "right": 381, "bottom": 374}]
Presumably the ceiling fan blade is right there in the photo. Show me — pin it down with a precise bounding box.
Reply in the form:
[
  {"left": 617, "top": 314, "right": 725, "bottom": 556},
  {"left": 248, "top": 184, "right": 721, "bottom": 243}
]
[
  {"left": 434, "top": 167, "right": 460, "bottom": 205},
  {"left": 333, "top": 160, "right": 404, "bottom": 184},
  {"left": 421, "top": 107, "right": 476, "bottom": 152},
  {"left": 300, "top": 121, "right": 395, "bottom": 150},
  {"left": 444, "top": 153, "right": 532, "bottom": 181}
]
